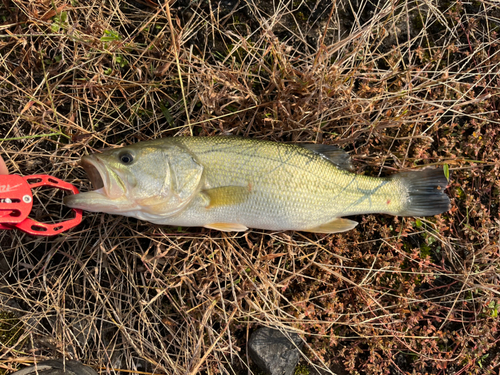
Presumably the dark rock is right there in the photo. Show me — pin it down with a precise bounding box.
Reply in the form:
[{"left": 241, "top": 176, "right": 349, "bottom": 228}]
[
  {"left": 10, "top": 360, "right": 98, "bottom": 375},
  {"left": 248, "top": 327, "right": 304, "bottom": 375}
]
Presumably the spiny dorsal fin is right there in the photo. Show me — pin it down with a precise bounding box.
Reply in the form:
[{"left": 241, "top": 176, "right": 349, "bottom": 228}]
[
  {"left": 201, "top": 186, "right": 250, "bottom": 208},
  {"left": 301, "top": 144, "right": 353, "bottom": 171},
  {"left": 303, "top": 218, "right": 358, "bottom": 234},
  {"left": 204, "top": 223, "right": 248, "bottom": 232}
]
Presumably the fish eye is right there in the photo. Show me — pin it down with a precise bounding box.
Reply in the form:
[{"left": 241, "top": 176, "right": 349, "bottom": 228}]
[{"left": 118, "top": 151, "right": 134, "bottom": 165}]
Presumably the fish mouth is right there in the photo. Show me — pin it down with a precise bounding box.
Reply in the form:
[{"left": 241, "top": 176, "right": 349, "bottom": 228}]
[
  {"left": 81, "top": 156, "right": 105, "bottom": 191},
  {"left": 79, "top": 154, "right": 128, "bottom": 199},
  {"left": 63, "top": 154, "right": 128, "bottom": 211}
]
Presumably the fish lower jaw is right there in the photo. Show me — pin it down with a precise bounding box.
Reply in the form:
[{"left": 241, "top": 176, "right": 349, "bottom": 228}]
[
  {"left": 64, "top": 189, "right": 140, "bottom": 213},
  {"left": 93, "top": 187, "right": 105, "bottom": 195}
]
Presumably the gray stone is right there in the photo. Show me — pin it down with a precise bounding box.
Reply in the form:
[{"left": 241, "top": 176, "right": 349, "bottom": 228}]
[
  {"left": 10, "top": 360, "right": 98, "bottom": 375},
  {"left": 248, "top": 327, "right": 304, "bottom": 375}
]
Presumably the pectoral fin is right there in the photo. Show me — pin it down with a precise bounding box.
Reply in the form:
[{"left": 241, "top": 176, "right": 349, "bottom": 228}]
[
  {"left": 204, "top": 223, "right": 248, "bottom": 232},
  {"left": 304, "top": 218, "right": 358, "bottom": 234},
  {"left": 202, "top": 186, "right": 250, "bottom": 208}
]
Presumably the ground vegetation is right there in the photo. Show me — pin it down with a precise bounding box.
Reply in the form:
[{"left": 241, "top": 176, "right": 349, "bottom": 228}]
[{"left": 0, "top": 0, "right": 499, "bottom": 374}]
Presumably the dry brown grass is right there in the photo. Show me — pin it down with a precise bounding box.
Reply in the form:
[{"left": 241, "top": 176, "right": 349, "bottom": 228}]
[{"left": 1, "top": 0, "right": 500, "bottom": 374}]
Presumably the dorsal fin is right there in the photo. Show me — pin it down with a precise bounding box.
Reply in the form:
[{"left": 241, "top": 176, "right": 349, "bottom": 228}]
[{"left": 301, "top": 144, "right": 353, "bottom": 171}]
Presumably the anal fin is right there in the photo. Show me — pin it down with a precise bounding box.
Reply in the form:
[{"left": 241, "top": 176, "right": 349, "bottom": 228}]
[
  {"left": 204, "top": 223, "right": 248, "bottom": 232},
  {"left": 304, "top": 218, "right": 358, "bottom": 234}
]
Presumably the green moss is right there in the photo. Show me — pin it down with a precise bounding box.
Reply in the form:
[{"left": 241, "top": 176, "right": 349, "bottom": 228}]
[
  {"left": 295, "top": 12, "right": 307, "bottom": 22},
  {"left": 295, "top": 363, "right": 310, "bottom": 375},
  {"left": 412, "top": 12, "right": 425, "bottom": 32},
  {"left": 0, "top": 311, "right": 23, "bottom": 348}
]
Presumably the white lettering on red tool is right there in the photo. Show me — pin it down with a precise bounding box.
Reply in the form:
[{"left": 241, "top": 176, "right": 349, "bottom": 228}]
[{"left": 0, "top": 184, "right": 23, "bottom": 193}]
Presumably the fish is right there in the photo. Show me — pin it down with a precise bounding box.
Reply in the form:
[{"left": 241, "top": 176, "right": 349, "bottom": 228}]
[{"left": 63, "top": 136, "right": 451, "bottom": 233}]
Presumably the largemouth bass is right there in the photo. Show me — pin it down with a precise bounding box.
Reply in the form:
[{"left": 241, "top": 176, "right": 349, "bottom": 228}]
[{"left": 64, "top": 137, "right": 450, "bottom": 233}]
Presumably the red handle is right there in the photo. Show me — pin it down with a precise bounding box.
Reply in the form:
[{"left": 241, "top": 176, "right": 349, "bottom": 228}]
[
  {"left": 0, "top": 175, "right": 82, "bottom": 236},
  {"left": 0, "top": 175, "right": 33, "bottom": 224}
]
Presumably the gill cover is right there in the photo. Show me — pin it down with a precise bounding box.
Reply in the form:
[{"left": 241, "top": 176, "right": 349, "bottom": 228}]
[{"left": 136, "top": 144, "right": 204, "bottom": 217}]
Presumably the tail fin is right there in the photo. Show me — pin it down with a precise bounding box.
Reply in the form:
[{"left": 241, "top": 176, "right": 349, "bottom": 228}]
[{"left": 392, "top": 167, "right": 451, "bottom": 217}]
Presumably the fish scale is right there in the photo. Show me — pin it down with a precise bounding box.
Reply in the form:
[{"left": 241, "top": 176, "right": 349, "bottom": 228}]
[{"left": 180, "top": 138, "right": 338, "bottom": 228}]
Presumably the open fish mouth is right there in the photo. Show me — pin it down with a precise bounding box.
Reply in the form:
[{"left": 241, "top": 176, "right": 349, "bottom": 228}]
[
  {"left": 78, "top": 154, "right": 128, "bottom": 200},
  {"left": 63, "top": 155, "right": 127, "bottom": 211},
  {"left": 81, "top": 156, "right": 104, "bottom": 191}
]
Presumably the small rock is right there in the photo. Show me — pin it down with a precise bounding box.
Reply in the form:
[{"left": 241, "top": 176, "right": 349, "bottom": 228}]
[
  {"left": 249, "top": 327, "right": 304, "bottom": 375},
  {"left": 10, "top": 360, "right": 97, "bottom": 375}
]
